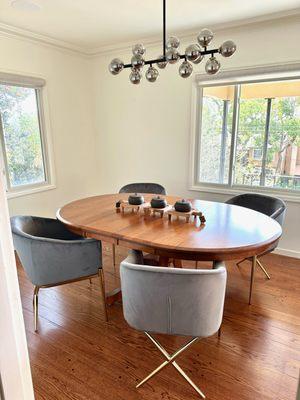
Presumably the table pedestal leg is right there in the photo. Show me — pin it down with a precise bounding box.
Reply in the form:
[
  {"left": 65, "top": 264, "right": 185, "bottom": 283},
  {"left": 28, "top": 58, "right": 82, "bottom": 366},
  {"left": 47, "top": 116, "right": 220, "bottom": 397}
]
[
  {"left": 105, "top": 287, "right": 122, "bottom": 306},
  {"left": 158, "top": 256, "right": 183, "bottom": 268},
  {"left": 158, "top": 256, "right": 170, "bottom": 266},
  {"left": 173, "top": 259, "right": 183, "bottom": 268},
  {"left": 105, "top": 255, "right": 183, "bottom": 306}
]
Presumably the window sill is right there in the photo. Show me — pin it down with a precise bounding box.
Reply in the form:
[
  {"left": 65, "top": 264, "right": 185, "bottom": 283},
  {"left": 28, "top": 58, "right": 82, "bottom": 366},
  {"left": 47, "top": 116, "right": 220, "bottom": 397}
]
[
  {"left": 7, "top": 184, "right": 56, "bottom": 200},
  {"left": 189, "top": 184, "right": 300, "bottom": 203}
]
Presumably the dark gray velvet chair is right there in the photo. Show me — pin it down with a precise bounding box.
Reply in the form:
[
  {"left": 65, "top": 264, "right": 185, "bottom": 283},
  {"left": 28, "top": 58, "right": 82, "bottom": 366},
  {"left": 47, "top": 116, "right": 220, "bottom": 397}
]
[
  {"left": 226, "top": 193, "right": 286, "bottom": 303},
  {"left": 119, "top": 182, "right": 166, "bottom": 195},
  {"left": 120, "top": 250, "right": 227, "bottom": 398},
  {"left": 11, "top": 216, "right": 108, "bottom": 331}
]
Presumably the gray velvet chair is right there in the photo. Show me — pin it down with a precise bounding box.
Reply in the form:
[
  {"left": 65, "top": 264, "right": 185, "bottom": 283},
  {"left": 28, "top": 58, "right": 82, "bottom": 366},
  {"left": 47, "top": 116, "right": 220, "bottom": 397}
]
[
  {"left": 119, "top": 182, "right": 166, "bottom": 195},
  {"left": 11, "top": 216, "right": 108, "bottom": 331},
  {"left": 120, "top": 250, "right": 227, "bottom": 398},
  {"left": 226, "top": 193, "right": 286, "bottom": 303}
]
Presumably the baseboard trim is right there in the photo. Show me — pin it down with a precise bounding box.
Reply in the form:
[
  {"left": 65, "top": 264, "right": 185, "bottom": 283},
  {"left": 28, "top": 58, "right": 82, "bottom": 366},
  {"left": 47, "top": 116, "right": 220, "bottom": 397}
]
[{"left": 273, "top": 247, "right": 300, "bottom": 259}]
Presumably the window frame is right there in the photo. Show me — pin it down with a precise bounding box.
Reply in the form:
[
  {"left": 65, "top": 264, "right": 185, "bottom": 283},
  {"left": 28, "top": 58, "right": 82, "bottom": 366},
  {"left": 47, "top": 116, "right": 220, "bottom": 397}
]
[
  {"left": 0, "top": 73, "right": 55, "bottom": 199},
  {"left": 189, "top": 63, "right": 300, "bottom": 203}
]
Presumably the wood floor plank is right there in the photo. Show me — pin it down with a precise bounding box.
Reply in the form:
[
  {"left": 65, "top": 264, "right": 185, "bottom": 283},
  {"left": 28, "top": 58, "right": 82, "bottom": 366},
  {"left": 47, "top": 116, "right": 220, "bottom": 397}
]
[{"left": 16, "top": 248, "right": 300, "bottom": 400}]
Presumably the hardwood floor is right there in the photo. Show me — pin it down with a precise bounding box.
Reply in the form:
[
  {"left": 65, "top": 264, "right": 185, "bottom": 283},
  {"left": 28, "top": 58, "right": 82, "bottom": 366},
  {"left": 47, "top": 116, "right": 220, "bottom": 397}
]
[{"left": 17, "top": 245, "right": 300, "bottom": 400}]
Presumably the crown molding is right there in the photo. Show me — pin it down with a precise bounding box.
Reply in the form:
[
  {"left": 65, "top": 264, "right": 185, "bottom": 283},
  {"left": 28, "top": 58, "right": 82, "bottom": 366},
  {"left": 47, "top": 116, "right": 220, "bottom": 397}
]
[
  {"left": 87, "top": 8, "right": 300, "bottom": 56},
  {"left": 0, "top": 22, "right": 87, "bottom": 55},
  {"left": 0, "top": 7, "right": 299, "bottom": 57}
]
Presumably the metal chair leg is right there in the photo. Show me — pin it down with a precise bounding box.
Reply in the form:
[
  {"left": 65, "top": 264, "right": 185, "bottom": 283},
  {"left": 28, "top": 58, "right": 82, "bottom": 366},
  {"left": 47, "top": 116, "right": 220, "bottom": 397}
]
[
  {"left": 33, "top": 286, "right": 39, "bottom": 332},
  {"left": 195, "top": 261, "right": 198, "bottom": 269},
  {"left": 238, "top": 257, "right": 271, "bottom": 280},
  {"left": 98, "top": 269, "right": 108, "bottom": 322},
  {"left": 112, "top": 244, "right": 116, "bottom": 271},
  {"left": 237, "top": 258, "right": 247, "bottom": 267},
  {"left": 249, "top": 256, "right": 256, "bottom": 305},
  {"left": 256, "top": 259, "right": 271, "bottom": 280},
  {"left": 137, "top": 332, "right": 205, "bottom": 398},
  {"left": 172, "top": 361, "right": 205, "bottom": 398}
]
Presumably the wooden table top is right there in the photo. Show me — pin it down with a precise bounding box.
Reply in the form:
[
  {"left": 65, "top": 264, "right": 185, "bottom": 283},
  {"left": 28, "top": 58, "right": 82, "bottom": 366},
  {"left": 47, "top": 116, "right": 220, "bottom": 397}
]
[{"left": 57, "top": 194, "right": 282, "bottom": 261}]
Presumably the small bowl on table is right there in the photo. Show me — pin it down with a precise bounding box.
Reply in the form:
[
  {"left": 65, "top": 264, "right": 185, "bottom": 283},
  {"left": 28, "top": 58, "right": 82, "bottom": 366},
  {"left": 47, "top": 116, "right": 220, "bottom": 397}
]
[
  {"left": 174, "top": 199, "right": 192, "bottom": 213},
  {"left": 150, "top": 196, "right": 167, "bottom": 209},
  {"left": 128, "top": 193, "right": 145, "bottom": 205}
]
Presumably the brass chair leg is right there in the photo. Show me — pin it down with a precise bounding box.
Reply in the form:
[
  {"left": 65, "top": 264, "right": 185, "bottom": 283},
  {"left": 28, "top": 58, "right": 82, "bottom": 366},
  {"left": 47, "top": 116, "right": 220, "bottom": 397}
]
[
  {"left": 172, "top": 361, "right": 205, "bottom": 398},
  {"left": 137, "top": 332, "right": 205, "bottom": 398},
  {"left": 33, "top": 286, "right": 39, "bottom": 332},
  {"left": 249, "top": 256, "right": 256, "bottom": 305},
  {"left": 238, "top": 257, "right": 270, "bottom": 280},
  {"left": 237, "top": 258, "right": 247, "bottom": 267},
  {"left": 256, "top": 259, "right": 271, "bottom": 280},
  {"left": 112, "top": 244, "right": 116, "bottom": 271},
  {"left": 98, "top": 269, "right": 108, "bottom": 322}
]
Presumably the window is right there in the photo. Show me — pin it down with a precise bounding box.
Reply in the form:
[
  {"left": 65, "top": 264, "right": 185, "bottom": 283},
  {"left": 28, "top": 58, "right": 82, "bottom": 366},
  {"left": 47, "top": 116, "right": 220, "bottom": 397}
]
[
  {"left": 0, "top": 75, "right": 53, "bottom": 196},
  {"left": 253, "top": 148, "right": 262, "bottom": 160},
  {"left": 198, "top": 85, "right": 234, "bottom": 185},
  {"left": 193, "top": 72, "right": 300, "bottom": 197}
]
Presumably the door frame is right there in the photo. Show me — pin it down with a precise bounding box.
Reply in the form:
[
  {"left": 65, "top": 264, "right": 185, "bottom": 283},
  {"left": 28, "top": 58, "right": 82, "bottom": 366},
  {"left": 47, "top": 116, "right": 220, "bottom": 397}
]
[{"left": 0, "top": 167, "right": 34, "bottom": 399}]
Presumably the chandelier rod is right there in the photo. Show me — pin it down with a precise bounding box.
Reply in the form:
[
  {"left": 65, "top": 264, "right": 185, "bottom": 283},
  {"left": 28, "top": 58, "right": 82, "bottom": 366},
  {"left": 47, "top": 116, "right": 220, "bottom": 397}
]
[
  {"left": 123, "top": 0, "right": 220, "bottom": 69},
  {"left": 163, "top": 0, "right": 166, "bottom": 59}
]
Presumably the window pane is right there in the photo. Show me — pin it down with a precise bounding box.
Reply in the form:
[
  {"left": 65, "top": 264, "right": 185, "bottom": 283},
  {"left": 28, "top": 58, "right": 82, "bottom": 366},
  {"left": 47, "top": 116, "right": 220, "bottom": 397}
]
[
  {"left": 234, "top": 88, "right": 266, "bottom": 187},
  {"left": 198, "top": 85, "right": 234, "bottom": 184},
  {"left": 234, "top": 80, "right": 300, "bottom": 191},
  {"left": 267, "top": 95, "right": 300, "bottom": 191},
  {"left": 0, "top": 85, "right": 46, "bottom": 188}
]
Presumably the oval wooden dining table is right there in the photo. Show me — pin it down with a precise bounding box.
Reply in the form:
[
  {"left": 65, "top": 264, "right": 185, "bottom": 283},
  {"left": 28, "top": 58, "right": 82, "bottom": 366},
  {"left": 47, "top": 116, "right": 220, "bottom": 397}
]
[{"left": 57, "top": 193, "right": 282, "bottom": 304}]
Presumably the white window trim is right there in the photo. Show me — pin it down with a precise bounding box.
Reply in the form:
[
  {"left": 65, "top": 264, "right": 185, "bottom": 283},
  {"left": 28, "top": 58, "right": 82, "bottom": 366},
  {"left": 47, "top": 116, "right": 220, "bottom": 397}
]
[
  {"left": 189, "top": 62, "right": 300, "bottom": 203},
  {"left": 0, "top": 72, "right": 56, "bottom": 199}
]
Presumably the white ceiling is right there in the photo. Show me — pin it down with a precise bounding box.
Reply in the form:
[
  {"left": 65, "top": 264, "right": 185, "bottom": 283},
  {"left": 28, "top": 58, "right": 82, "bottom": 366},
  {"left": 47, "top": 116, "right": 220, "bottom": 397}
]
[{"left": 0, "top": 0, "right": 299, "bottom": 51}]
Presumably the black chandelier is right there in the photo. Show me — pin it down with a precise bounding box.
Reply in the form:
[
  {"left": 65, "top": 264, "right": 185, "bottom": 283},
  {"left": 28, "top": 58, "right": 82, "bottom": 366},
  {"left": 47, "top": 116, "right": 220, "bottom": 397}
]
[{"left": 109, "top": 0, "right": 236, "bottom": 84}]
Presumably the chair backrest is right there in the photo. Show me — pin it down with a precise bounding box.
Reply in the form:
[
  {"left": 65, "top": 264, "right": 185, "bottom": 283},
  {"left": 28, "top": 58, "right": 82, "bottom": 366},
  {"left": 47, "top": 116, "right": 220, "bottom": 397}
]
[
  {"left": 119, "top": 183, "right": 166, "bottom": 195},
  {"left": 11, "top": 215, "right": 82, "bottom": 241},
  {"left": 120, "top": 251, "right": 227, "bottom": 338},
  {"left": 11, "top": 216, "right": 101, "bottom": 286},
  {"left": 226, "top": 193, "right": 286, "bottom": 227}
]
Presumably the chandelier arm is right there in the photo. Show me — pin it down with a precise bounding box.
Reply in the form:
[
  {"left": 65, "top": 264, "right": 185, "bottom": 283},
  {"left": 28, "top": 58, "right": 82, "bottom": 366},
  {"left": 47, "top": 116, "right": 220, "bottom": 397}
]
[{"left": 123, "top": 49, "right": 219, "bottom": 69}]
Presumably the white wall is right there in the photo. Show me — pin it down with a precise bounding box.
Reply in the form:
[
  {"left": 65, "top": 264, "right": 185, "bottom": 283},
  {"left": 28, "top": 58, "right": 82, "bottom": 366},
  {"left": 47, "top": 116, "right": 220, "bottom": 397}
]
[
  {"left": 0, "top": 34, "right": 98, "bottom": 217},
  {"left": 1, "top": 15, "right": 299, "bottom": 256},
  {"left": 92, "top": 15, "right": 300, "bottom": 256}
]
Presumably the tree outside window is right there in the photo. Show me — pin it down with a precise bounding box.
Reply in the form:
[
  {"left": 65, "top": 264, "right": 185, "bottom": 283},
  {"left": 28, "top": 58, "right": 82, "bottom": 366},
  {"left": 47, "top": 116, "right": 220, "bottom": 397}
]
[
  {"left": 0, "top": 84, "right": 47, "bottom": 190},
  {"left": 197, "top": 79, "right": 300, "bottom": 192}
]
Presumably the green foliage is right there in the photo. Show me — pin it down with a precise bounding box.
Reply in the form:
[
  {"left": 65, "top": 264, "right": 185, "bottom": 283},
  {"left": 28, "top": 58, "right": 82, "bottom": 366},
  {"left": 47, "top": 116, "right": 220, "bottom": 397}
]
[
  {"left": 0, "top": 84, "right": 45, "bottom": 187},
  {"left": 236, "top": 96, "right": 300, "bottom": 186},
  {"left": 199, "top": 97, "right": 233, "bottom": 183},
  {"left": 200, "top": 87, "right": 300, "bottom": 190}
]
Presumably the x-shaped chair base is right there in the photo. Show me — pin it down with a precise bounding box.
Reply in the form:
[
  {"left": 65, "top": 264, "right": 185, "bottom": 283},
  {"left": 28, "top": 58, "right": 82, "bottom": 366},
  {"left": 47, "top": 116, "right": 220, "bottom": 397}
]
[{"left": 136, "top": 332, "right": 205, "bottom": 399}]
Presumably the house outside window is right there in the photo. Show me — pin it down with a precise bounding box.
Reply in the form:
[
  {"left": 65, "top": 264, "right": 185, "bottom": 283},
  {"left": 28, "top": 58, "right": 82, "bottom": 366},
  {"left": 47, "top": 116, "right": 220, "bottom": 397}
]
[
  {"left": 191, "top": 66, "right": 300, "bottom": 199},
  {"left": 252, "top": 148, "right": 263, "bottom": 160}
]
